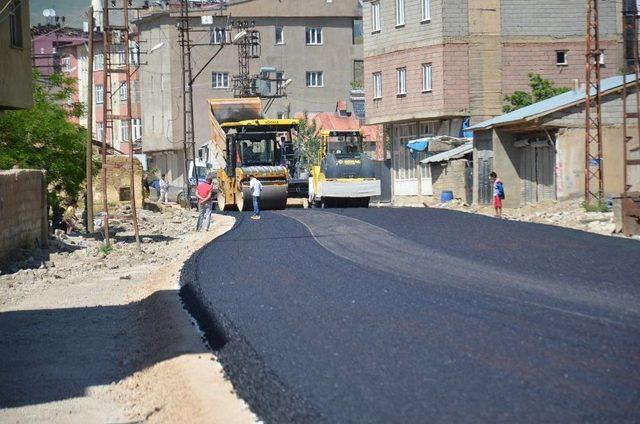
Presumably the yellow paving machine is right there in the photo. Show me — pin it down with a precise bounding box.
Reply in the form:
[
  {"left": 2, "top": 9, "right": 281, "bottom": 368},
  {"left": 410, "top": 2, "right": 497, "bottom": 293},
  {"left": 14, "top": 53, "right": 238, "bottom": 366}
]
[
  {"left": 216, "top": 119, "right": 299, "bottom": 211},
  {"left": 309, "top": 129, "right": 381, "bottom": 208}
]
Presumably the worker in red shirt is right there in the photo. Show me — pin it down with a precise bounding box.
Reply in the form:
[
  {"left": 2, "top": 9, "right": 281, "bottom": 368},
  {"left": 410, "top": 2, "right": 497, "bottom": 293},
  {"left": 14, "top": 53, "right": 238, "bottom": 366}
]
[{"left": 196, "top": 175, "right": 214, "bottom": 231}]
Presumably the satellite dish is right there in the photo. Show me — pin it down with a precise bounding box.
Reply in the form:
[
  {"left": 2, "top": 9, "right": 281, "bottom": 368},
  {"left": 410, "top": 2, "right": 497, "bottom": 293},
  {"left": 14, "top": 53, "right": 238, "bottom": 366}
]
[
  {"left": 282, "top": 79, "right": 292, "bottom": 88},
  {"left": 149, "top": 42, "right": 164, "bottom": 53},
  {"left": 43, "top": 9, "right": 54, "bottom": 17}
]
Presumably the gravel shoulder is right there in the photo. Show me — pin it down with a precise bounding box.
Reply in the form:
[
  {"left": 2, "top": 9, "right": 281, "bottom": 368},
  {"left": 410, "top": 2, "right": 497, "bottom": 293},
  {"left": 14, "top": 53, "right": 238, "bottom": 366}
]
[{"left": 0, "top": 206, "right": 256, "bottom": 424}]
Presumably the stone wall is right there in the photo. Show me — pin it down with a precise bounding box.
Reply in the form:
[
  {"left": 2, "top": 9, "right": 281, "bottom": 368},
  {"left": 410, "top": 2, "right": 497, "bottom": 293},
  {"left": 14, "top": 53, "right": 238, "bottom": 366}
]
[
  {"left": 0, "top": 170, "right": 48, "bottom": 261},
  {"left": 93, "top": 156, "right": 144, "bottom": 211},
  {"left": 430, "top": 159, "right": 469, "bottom": 200}
]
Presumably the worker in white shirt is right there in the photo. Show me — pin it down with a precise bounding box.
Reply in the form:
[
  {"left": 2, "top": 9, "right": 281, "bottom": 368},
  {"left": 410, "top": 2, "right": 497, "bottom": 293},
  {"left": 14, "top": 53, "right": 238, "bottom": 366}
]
[
  {"left": 159, "top": 174, "right": 169, "bottom": 204},
  {"left": 249, "top": 175, "right": 263, "bottom": 220}
]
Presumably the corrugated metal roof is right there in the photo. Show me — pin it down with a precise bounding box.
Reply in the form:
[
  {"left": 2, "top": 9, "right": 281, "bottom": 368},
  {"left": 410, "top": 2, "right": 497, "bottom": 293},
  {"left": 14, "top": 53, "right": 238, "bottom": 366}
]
[
  {"left": 421, "top": 142, "right": 473, "bottom": 163},
  {"left": 468, "top": 74, "right": 638, "bottom": 131}
]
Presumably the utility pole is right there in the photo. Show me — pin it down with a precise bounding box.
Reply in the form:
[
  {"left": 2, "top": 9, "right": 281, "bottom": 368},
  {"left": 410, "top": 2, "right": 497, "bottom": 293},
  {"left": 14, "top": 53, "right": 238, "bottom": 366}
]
[
  {"left": 123, "top": 0, "right": 141, "bottom": 250},
  {"left": 584, "top": 0, "right": 604, "bottom": 207},
  {"left": 101, "top": 0, "right": 111, "bottom": 247},
  {"left": 86, "top": 7, "right": 95, "bottom": 233}
]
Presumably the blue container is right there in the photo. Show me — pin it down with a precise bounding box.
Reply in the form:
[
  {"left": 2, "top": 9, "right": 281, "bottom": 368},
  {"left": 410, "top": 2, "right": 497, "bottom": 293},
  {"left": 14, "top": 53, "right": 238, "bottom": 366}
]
[{"left": 440, "top": 190, "right": 454, "bottom": 202}]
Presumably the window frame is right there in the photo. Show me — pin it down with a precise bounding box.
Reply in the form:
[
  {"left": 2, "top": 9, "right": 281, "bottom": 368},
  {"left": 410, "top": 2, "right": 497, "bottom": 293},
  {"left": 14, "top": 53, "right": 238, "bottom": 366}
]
[
  {"left": 132, "top": 118, "right": 142, "bottom": 141},
  {"left": 352, "top": 18, "right": 363, "bottom": 44},
  {"left": 306, "top": 27, "right": 323, "bottom": 45},
  {"left": 121, "top": 119, "right": 130, "bottom": 142},
  {"left": 211, "top": 72, "right": 230, "bottom": 89},
  {"left": 94, "top": 53, "right": 104, "bottom": 71},
  {"left": 395, "top": 0, "right": 405, "bottom": 27},
  {"left": 119, "top": 82, "right": 128, "bottom": 101},
  {"left": 396, "top": 67, "right": 407, "bottom": 96},
  {"left": 212, "top": 27, "right": 228, "bottom": 45},
  {"left": 95, "top": 84, "right": 104, "bottom": 104},
  {"left": 373, "top": 72, "right": 382, "bottom": 100},
  {"left": 9, "top": 0, "right": 23, "bottom": 48},
  {"left": 306, "top": 71, "right": 324, "bottom": 88},
  {"left": 422, "top": 63, "right": 432, "bottom": 92},
  {"left": 421, "top": 0, "right": 431, "bottom": 22},
  {"left": 371, "top": 2, "right": 381, "bottom": 33},
  {"left": 556, "top": 50, "right": 568, "bottom": 66},
  {"left": 97, "top": 122, "right": 104, "bottom": 142},
  {"left": 275, "top": 26, "right": 284, "bottom": 45}
]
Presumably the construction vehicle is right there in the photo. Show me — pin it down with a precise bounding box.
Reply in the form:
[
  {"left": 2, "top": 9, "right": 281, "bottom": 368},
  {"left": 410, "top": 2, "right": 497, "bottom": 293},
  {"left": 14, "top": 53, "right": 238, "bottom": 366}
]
[
  {"left": 216, "top": 119, "right": 299, "bottom": 211},
  {"left": 309, "top": 129, "right": 381, "bottom": 208}
]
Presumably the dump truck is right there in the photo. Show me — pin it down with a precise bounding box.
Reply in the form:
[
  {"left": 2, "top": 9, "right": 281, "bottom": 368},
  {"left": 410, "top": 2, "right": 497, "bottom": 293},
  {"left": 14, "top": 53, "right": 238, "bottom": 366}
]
[
  {"left": 215, "top": 119, "right": 299, "bottom": 211},
  {"left": 309, "top": 129, "right": 381, "bottom": 208}
]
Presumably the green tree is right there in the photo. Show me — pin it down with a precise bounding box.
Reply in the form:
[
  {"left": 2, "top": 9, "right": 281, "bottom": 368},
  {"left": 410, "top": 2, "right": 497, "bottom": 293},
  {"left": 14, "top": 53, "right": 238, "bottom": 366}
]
[
  {"left": 503, "top": 73, "right": 570, "bottom": 113},
  {"left": 0, "top": 71, "right": 96, "bottom": 210},
  {"left": 293, "top": 112, "right": 322, "bottom": 168}
]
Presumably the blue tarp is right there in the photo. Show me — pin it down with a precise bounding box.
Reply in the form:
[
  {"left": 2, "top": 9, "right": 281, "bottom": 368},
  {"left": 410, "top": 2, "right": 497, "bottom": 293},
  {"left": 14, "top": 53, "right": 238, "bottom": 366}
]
[{"left": 406, "top": 138, "right": 430, "bottom": 152}]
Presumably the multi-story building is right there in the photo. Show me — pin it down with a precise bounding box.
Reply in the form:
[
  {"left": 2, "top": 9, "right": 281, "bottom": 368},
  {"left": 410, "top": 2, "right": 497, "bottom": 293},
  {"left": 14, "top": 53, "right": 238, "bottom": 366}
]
[
  {"left": 136, "top": 0, "right": 364, "bottom": 187},
  {"left": 363, "top": 0, "right": 624, "bottom": 203},
  {"left": 1, "top": 0, "right": 32, "bottom": 111}
]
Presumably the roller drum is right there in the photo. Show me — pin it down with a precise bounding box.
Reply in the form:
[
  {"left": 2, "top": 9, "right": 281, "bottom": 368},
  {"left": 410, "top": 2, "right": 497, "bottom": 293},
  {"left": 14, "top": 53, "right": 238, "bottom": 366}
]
[{"left": 238, "top": 182, "right": 288, "bottom": 211}]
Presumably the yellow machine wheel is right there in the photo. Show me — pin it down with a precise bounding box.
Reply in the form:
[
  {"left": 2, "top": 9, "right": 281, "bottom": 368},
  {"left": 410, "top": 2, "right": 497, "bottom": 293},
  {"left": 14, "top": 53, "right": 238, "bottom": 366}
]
[{"left": 217, "top": 190, "right": 235, "bottom": 211}]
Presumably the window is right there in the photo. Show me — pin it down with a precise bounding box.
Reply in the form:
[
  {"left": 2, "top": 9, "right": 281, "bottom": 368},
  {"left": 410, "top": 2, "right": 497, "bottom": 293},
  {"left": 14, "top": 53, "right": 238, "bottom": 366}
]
[
  {"left": 373, "top": 72, "right": 382, "bottom": 99},
  {"left": 212, "top": 72, "right": 229, "bottom": 88},
  {"left": 121, "top": 120, "right": 130, "bottom": 141},
  {"left": 130, "top": 42, "right": 139, "bottom": 65},
  {"left": 352, "top": 18, "right": 363, "bottom": 44},
  {"left": 396, "top": 67, "right": 406, "bottom": 95},
  {"left": 306, "top": 71, "right": 324, "bottom": 87},
  {"left": 371, "top": 2, "right": 381, "bottom": 32},
  {"left": 119, "top": 82, "right": 128, "bottom": 101},
  {"left": 306, "top": 27, "right": 323, "bottom": 45},
  {"left": 212, "top": 27, "right": 228, "bottom": 44},
  {"left": 118, "top": 48, "right": 126, "bottom": 66},
  {"left": 132, "top": 118, "right": 142, "bottom": 141},
  {"left": 422, "top": 63, "right": 432, "bottom": 92},
  {"left": 95, "top": 85, "right": 104, "bottom": 104},
  {"left": 599, "top": 51, "right": 605, "bottom": 65},
  {"left": 276, "top": 71, "right": 284, "bottom": 89},
  {"left": 61, "top": 57, "right": 71, "bottom": 71},
  {"left": 275, "top": 26, "right": 284, "bottom": 45},
  {"left": 97, "top": 123, "right": 104, "bottom": 142},
  {"left": 353, "top": 60, "right": 364, "bottom": 88},
  {"left": 94, "top": 53, "right": 104, "bottom": 70},
  {"left": 9, "top": 0, "right": 23, "bottom": 48},
  {"left": 556, "top": 50, "right": 568, "bottom": 66},
  {"left": 421, "top": 0, "right": 431, "bottom": 22},
  {"left": 395, "top": 0, "right": 405, "bottom": 26}
]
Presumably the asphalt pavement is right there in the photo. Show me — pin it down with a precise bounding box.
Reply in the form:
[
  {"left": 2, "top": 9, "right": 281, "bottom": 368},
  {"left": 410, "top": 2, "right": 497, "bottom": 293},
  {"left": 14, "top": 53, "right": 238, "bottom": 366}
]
[{"left": 182, "top": 207, "right": 640, "bottom": 423}]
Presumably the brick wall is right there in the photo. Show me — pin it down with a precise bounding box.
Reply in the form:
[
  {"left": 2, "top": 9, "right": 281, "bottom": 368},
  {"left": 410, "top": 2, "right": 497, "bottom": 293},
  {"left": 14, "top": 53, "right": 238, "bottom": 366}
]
[
  {"left": 502, "top": 40, "right": 619, "bottom": 96},
  {"left": 364, "top": 43, "right": 469, "bottom": 124},
  {"left": 0, "top": 170, "right": 48, "bottom": 261}
]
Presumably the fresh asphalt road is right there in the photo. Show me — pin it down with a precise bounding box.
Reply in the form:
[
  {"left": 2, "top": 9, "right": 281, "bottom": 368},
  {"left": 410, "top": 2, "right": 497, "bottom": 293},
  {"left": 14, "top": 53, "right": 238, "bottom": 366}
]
[{"left": 189, "top": 208, "right": 640, "bottom": 423}]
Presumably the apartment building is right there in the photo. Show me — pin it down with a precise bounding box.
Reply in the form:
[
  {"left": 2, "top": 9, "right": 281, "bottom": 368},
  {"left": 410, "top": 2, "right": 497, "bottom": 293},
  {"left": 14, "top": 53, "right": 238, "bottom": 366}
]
[
  {"left": 363, "top": 0, "right": 624, "bottom": 202},
  {"left": 1, "top": 0, "right": 32, "bottom": 111},
  {"left": 136, "top": 0, "right": 363, "bottom": 187}
]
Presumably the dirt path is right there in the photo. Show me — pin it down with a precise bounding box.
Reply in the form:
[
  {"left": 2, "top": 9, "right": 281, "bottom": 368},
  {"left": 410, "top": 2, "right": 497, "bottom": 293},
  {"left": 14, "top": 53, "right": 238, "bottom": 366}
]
[{"left": 0, "top": 210, "right": 256, "bottom": 424}]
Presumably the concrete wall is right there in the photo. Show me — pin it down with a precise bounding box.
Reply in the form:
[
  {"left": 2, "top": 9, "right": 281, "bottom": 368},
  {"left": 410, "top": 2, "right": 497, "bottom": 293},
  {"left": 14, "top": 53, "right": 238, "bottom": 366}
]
[
  {"left": 0, "top": 0, "right": 32, "bottom": 110},
  {"left": 430, "top": 159, "right": 469, "bottom": 200},
  {"left": 93, "top": 156, "right": 144, "bottom": 211},
  {"left": 0, "top": 170, "right": 48, "bottom": 261},
  {"left": 556, "top": 127, "right": 631, "bottom": 200},
  {"left": 492, "top": 128, "right": 520, "bottom": 208}
]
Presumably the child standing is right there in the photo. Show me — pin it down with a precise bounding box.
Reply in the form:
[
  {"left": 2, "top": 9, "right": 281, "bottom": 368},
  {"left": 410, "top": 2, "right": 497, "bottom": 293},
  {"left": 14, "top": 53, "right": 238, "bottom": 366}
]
[{"left": 490, "top": 172, "right": 504, "bottom": 218}]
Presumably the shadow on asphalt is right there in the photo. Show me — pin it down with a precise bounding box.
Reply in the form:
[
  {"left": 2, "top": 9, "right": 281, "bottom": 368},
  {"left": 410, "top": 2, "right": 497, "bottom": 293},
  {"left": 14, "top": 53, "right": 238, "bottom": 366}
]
[{"left": 0, "top": 290, "right": 206, "bottom": 408}]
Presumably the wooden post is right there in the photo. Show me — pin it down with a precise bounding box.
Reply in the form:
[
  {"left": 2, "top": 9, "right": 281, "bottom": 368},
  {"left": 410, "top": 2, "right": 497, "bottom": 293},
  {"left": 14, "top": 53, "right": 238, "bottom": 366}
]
[{"left": 86, "top": 7, "right": 95, "bottom": 233}]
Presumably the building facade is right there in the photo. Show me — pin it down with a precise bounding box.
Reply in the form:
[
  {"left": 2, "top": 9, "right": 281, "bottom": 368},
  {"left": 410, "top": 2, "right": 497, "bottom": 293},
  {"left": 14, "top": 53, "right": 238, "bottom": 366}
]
[
  {"left": 136, "top": 0, "right": 364, "bottom": 187},
  {"left": 1, "top": 0, "right": 32, "bottom": 111},
  {"left": 363, "top": 0, "right": 624, "bottom": 203}
]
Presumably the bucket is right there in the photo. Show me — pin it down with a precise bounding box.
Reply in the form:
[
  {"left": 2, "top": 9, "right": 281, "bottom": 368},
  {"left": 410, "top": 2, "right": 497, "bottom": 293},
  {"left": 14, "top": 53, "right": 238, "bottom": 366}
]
[{"left": 440, "top": 190, "right": 454, "bottom": 202}]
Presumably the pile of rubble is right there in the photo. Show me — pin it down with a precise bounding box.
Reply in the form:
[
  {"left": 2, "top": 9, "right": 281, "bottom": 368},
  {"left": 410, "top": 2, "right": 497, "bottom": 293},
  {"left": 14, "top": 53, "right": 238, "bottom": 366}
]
[
  {"left": 0, "top": 203, "right": 199, "bottom": 305},
  {"left": 431, "top": 198, "right": 633, "bottom": 238}
]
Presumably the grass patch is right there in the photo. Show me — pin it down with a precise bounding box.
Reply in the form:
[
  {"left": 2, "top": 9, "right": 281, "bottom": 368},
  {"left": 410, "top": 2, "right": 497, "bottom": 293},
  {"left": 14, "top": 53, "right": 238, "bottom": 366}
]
[{"left": 581, "top": 201, "right": 610, "bottom": 213}]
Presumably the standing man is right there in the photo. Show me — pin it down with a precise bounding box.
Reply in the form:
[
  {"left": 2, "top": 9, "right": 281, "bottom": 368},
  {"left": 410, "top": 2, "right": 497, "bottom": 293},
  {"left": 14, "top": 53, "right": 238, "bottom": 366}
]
[
  {"left": 249, "top": 174, "right": 263, "bottom": 220},
  {"left": 196, "top": 175, "right": 214, "bottom": 231},
  {"left": 490, "top": 172, "right": 504, "bottom": 218},
  {"left": 159, "top": 174, "right": 169, "bottom": 204}
]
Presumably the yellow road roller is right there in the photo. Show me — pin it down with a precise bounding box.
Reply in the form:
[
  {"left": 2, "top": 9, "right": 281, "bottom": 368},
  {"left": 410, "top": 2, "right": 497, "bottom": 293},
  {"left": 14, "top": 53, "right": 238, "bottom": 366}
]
[
  {"left": 216, "top": 119, "right": 299, "bottom": 211},
  {"left": 309, "top": 129, "right": 381, "bottom": 208}
]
